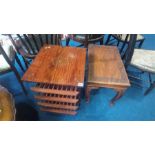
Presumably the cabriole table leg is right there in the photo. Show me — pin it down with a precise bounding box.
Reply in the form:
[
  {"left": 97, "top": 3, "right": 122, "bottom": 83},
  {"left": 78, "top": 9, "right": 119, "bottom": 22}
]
[{"left": 110, "top": 88, "right": 126, "bottom": 106}]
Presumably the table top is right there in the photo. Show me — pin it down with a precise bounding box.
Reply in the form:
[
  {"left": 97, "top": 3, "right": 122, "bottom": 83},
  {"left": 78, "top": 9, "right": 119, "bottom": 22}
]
[
  {"left": 88, "top": 44, "right": 130, "bottom": 87},
  {"left": 22, "top": 45, "right": 86, "bottom": 87}
]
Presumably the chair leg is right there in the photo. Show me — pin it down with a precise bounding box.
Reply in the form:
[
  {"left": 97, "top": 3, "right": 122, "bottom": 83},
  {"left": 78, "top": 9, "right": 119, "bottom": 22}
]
[
  {"left": 12, "top": 67, "right": 27, "bottom": 95},
  {"left": 105, "top": 34, "right": 112, "bottom": 45},
  {"left": 120, "top": 42, "right": 127, "bottom": 54},
  {"left": 15, "top": 54, "right": 25, "bottom": 72},
  {"left": 120, "top": 34, "right": 129, "bottom": 54},
  {"left": 84, "top": 42, "right": 88, "bottom": 48},
  {"left": 66, "top": 37, "right": 70, "bottom": 46},
  {"left": 144, "top": 82, "right": 155, "bottom": 95},
  {"left": 138, "top": 39, "right": 144, "bottom": 48},
  {"left": 117, "top": 40, "right": 120, "bottom": 46},
  {"left": 100, "top": 39, "right": 103, "bottom": 45},
  {"left": 23, "top": 57, "right": 29, "bottom": 69}
]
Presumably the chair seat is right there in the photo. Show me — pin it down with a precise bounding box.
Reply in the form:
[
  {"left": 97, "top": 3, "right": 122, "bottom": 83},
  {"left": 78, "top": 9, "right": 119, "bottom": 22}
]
[
  {"left": 130, "top": 49, "right": 155, "bottom": 73},
  {"left": 0, "top": 44, "right": 15, "bottom": 72}
]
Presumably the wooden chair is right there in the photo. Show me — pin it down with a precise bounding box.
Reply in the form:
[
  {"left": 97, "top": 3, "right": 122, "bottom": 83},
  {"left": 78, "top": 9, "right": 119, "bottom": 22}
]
[
  {"left": 0, "top": 35, "right": 25, "bottom": 72},
  {"left": 105, "top": 34, "right": 145, "bottom": 57},
  {"left": 0, "top": 40, "right": 27, "bottom": 94},
  {"left": 8, "top": 34, "right": 62, "bottom": 69},
  {"left": 66, "top": 34, "right": 104, "bottom": 48},
  {"left": 123, "top": 34, "right": 155, "bottom": 95}
]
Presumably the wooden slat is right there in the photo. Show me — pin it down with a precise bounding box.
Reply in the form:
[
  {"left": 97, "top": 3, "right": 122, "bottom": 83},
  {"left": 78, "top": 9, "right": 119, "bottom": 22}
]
[
  {"left": 37, "top": 102, "right": 78, "bottom": 110},
  {"left": 23, "top": 34, "right": 36, "bottom": 54},
  {"left": 30, "top": 34, "right": 40, "bottom": 51},
  {"left": 39, "top": 34, "right": 43, "bottom": 46},
  {"left": 40, "top": 108, "right": 77, "bottom": 115},
  {"left": 17, "top": 34, "right": 31, "bottom": 54},
  {"left": 31, "top": 87, "right": 79, "bottom": 96},
  {"left": 35, "top": 95, "right": 79, "bottom": 104}
]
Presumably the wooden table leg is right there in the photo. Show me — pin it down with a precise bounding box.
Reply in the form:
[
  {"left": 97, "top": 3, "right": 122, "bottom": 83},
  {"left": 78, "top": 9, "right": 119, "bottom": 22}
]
[
  {"left": 110, "top": 88, "right": 126, "bottom": 106},
  {"left": 85, "top": 86, "right": 100, "bottom": 103}
]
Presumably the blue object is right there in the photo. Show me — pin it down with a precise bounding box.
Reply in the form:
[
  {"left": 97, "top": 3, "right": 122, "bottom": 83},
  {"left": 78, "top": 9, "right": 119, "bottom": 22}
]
[{"left": 0, "top": 34, "right": 155, "bottom": 121}]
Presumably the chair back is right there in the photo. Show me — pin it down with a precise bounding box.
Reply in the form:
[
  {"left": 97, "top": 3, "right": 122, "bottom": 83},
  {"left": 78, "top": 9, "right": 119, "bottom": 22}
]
[
  {"left": 8, "top": 34, "right": 62, "bottom": 55},
  {"left": 68, "top": 34, "right": 104, "bottom": 47},
  {"left": 123, "top": 34, "right": 137, "bottom": 68},
  {"left": 0, "top": 43, "right": 16, "bottom": 73},
  {"left": 0, "top": 43, "right": 27, "bottom": 94}
]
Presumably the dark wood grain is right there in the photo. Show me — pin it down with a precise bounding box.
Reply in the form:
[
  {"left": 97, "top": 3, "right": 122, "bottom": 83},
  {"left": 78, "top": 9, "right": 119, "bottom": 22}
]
[
  {"left": 88, "top": 44, "right": 130, "bottom": 87},
  {"left": 86, "top": 44, "right": 130, "bottom": 105}
]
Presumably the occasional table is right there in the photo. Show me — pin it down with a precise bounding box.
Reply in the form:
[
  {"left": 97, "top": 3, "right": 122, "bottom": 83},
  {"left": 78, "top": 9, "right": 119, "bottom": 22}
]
[
  {"left": 86, "top": 44, "right": 130, "bottom": 105},
  {"left": 22, "top": 45, "right": 86, "bottom": 115}
]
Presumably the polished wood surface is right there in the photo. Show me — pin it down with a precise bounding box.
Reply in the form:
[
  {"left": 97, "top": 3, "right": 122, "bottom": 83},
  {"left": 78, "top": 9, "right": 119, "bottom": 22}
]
[
  {"left": 88, "top": 44, "right": 130, "bottom": 86},
  {"left": 86, "top": 45, "right": 130, "bottom": 105},
  {"left": 22, "top": 45, "right": 86, "bottom": 87}
]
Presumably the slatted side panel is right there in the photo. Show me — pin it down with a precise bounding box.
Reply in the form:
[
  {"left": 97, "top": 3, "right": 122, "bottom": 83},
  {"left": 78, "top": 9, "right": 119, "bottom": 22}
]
[
  {"left": 31, "top": 83, "right": 80, "bottom": 115},
  {"left": 31, "top": 83, "right": 79, "bottom": 95}
]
